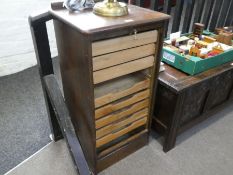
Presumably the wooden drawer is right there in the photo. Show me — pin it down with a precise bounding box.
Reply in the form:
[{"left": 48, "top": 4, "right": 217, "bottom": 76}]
[
  {"left": 94, "top": 72, "right": 150, "bottom": 108},
  {"left": 93, "top": 56, "right": 154, "bottom": 84},
  {"left": 96, "top": 99, "right": 149, "bottom": 129},
  {"left": 97, "top": 130, "right": 148, "bottom": 159},
  {"left": 95, "top": 89, "right": 150, "bottom": 119},
  {"left": 96, "top": 108, "right": 148, "bottom": 139},
  {"left": 92, "top": 30, "right": 158, "bottom": 57},
  {"left": 93, "top": 44, "right": 155, "bottom": 71},
  {"left": 96, "top": 117, "right": 147, "bottom": 148}
]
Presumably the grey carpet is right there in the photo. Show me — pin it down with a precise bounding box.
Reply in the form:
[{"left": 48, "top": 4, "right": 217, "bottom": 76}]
[
  {"left": 0, "top": 66, "right": 51, "bottom": 174},
  {"left": 5, "top": 101, "right": 233, "bottom": 175},
  {"left": 1, "top": 58, "right": 233, "bottom": 175}
]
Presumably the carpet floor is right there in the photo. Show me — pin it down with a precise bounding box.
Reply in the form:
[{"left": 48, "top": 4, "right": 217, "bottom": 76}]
[
  {"left": 1, "top": 59, "right": 233, "bottom": 175},
  {"left": 0, "top": 66, "right": 51, "bottom": 174}
]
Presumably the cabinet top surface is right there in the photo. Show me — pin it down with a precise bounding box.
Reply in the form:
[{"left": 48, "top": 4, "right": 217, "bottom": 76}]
[{"left": 50, "top": 5, "right": 170, "bottom": 34}]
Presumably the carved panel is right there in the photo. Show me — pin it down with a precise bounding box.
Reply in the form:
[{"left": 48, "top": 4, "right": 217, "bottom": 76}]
[
  {"left": 208, "top": 71, "right": 233, "bottom": 109},
  {"left": 180, "top": 82, "right": 210, "bottom": 125}
]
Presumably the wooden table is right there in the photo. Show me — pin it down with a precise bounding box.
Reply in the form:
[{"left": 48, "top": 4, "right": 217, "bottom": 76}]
[{"left": 153, "top": 62, "right": 233, "bottom": 152}]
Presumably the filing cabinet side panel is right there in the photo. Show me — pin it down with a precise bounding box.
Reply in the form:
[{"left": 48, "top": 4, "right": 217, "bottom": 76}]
[{"left": 54, "top": 20, "right": 97, "bottom": 173}]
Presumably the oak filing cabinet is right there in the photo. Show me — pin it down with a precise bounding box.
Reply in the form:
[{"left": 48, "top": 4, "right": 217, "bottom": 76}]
[{"left": 50, "top": 5, "right": 170, "bottom": 174}]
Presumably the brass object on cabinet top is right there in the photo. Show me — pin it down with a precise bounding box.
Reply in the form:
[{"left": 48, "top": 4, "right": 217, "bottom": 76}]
[{"left": 93, "top": 0, "right": 128, "bottom": 17}]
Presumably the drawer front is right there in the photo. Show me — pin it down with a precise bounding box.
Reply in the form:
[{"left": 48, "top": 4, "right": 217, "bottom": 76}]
[
  {"left": 95, "top": 78, "right": 150, "bottom": 108},
  {"left": 95, "top": 89, "right": 150, "bottom": 119},
  {"left": 93, "top": 29, "right": 158, "bottom": 153},
  {"left": 96, "top": 117, "right": 147, "bottom": 148},
  {"left": 93, "top": 56, "right": 154, "bottom": 84},
  {"left": 96, "top": 99, "right": 149, "bottom": 129},
  {"left": 96, "top": 108, "right": 148, "bottom": 139},
  {"left": 92, "top": 30, "right": 158, "bottom": 57},
  {"left": 93, "top": 44, "right": 155, "bottom": 71}
]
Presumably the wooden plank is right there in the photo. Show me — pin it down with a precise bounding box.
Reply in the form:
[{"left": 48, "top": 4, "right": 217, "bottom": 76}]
[
  {"left": 93, "top": 44, "right": 155, "bottom": 71},
  {"left": 96, "top": 117, "right": 147, "bottom": 148},
  {"left": 182, "top": 0, "right": 195, "bottom": 33},
  {"left": 92, "top": 30, "right": 158, "bottom": 56},
  {"left": 44, "top": 75, "right": 90, "bottom": 175},
  {"left": 97, "top": 131, "right": 148, "bottom": 172},
  {"left": 163, "top": 0, "right": 172, "bottom": 37},
  {"left": 95, "top": 78, "right": 150, "bottom": 108},
  {"left": 93, "top": 56, "right": 154, "bottom": 84},
  {"left": 171, "top": 0, "right": 184, "bottom": 33},
  {"left": 217, "top": 0, "right": 231, "bottom": 27},
  {"left": 97, "top": 130, "right": 148, "bottom": 158},
  {"left": 163, "top": 0, "right": 172, "bottom": 14},
  {"left": 29, "top": 11, "right": 52, "bottom": 27},
  {"left": 29, "top": 13, "right": 63, "bottom": 141},
  {"left": 96, "top": 99, "right": 149, "bottom": 129},
  {"left": 201, "top": 0, "right": 215, "bottom": 29},
  {"left": 150, "top": 0, "right": 159, "bottom": 11},
  {"left": 96, "top": 109, "right": 148, "bottom": 139},
  {"left": 95, "top": 89, "right": 150, "bottom": 119},
  {"left": 135, "top": 0, "right": 144, "bottom": 7},
  {"left": 192, "top": 0, "right": 205, "bottom": 29},
  {"left": 225, "top": 0, "right": 233, "bottom": 26},
  {"left": 209, "top": 0, "right": 223, "bottom": 31}
]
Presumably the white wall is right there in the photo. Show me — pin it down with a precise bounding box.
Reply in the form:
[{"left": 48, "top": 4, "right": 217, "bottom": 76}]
[{"left": 0, "top": 0, "right": 57, "bottom": 77}]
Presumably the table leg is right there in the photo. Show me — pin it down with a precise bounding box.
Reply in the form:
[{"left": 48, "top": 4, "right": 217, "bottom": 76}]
[{"left": 163, "top": 92, "right": 186, "bottom": 152}]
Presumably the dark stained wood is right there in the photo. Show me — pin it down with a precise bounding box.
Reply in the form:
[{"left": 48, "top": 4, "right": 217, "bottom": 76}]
[
  {"left": 153, "top": 62, "right": 233, "bottom": 152},
  {"left": 181, "top": 0, "right": 195, "bottom": 33},
  {"left": 225, "top": 0, "right": 233, "bottom": 26},
  {"left": 44, "top": 75, "right": 90, "bottom": 175},
  {"left": 137, "top": 0, "right": 231, "bottom": 36},
  {"left": 216, "top": 0, "right": 231, "bottom": 27},
  {"left": 150, "top": 0, "right": 159, "bottom": 11},
  {"left": 208, "top": 0, "right": 223, "bottom": 31},
  {"left": 29, "top": 11, "right": 91, "bottom": 175},
  {"left": 29, "top": 13, "right": 63, "bottom": 141},
  {"left": 50, "top": 5, "right": 170, "bottom": 36},
  {"left": 148, "top": 26, "right": 166, "bottom": 133},
  {"left": 97, "top": 133, "right": 148, "bottom": 172},
  {"left": 163, "top": 0, "right": 172, "bottom": 37},
  {"left": 163, "top": 92, "right": 185, "bottom": 152},
  {"left": 54, "top": 19, "right": 97, "bottom": 174},
  {"left": 163, "top": 0, "right": 172, "bottom": 14},
  {"left": 29, "top": 11, "right": 52, "bottom": 26},
  {"left": 159, "top": 63, "right": 233, "bottom": 93},
  {"left": 136, "top": 0, "right": 145, "bottom": 7},
  {"left": 51, "top": 5, "right": 170, "bottom": 174},
  {"left": 171, "top": 0, "right": 184, "bottom": 33},
  {"left": 201, "top": 0, "right": 215, "bottom": 29},
  {"left": 192, "top": 0, "right": 205, "bottom": 26}
]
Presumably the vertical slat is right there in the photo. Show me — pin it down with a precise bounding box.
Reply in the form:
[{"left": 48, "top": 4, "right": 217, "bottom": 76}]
[
  {"left": 136, "top": 0, "right": 144, "bottom": 7},
  {"left": 201, "top": 0, "right": 215, "bottom": 29},
  {"left": 29, "top": 13, "right": 63, "bottom": 141},
  {"left": 150, "top": 0, "right": 159, "bottom": 11},
  {"left": 163, "top": 0, "right": 172, "bottom": 14},
  {"left": 209, "top": 0, "right": 224, "bottom": 31},
  {"left": 225, "top": 0, "right": 233, "bottom": 26},
  {"left": 171, "top": 0, "right": 184, "bottom": 33},
  {"left": 182, "top": 0, "right": 195, "bottom": 33},
  {"left": 192, "top": 0, "right": 205, "bottom": 24},
  {"left": 189, "top": 0, "right": 205, "bottom": 31},
  {"left": 163, "top": 0, "right": 172, "bottom": 37},
  {"left": 217, "top": 0, "right": 231, "bottom": 27}
]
